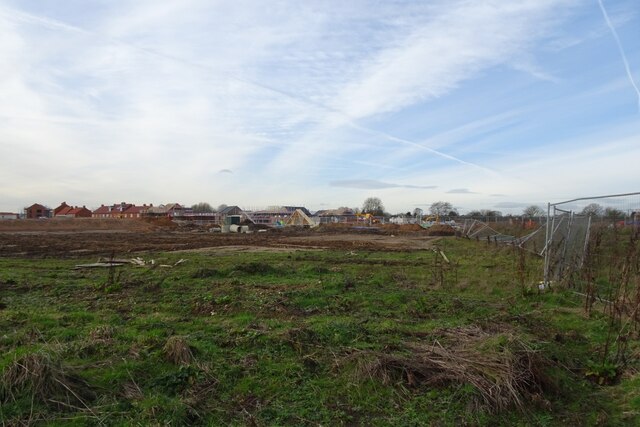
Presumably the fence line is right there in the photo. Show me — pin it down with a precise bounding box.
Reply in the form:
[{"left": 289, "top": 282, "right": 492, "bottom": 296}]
[{"left": 543, "top": 191, "right": 640, "bottom": 285}]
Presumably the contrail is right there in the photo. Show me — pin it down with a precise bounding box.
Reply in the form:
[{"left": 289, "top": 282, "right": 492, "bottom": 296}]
[
  {"left": 597, "top": 0, "right": 640, "bottom": 112},
  {"left": 1, "top": 5, "right": 497, "bottom": 174},
  {"left": 0, "top": 6, "right": 90, "bottom": 35}
]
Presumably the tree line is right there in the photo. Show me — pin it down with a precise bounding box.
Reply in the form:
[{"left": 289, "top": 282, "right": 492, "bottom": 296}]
[{"left": 191, "top": 198, "right": 626, "bottom": 219}]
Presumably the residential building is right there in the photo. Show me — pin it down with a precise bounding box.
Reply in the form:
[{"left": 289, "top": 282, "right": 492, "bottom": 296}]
[
  {"left": 145, "top": 203, "right": 184, "bottom": 218},
  {"left": 314, "top": 207, "right": 357, "bottom": 224},
  {"left": 0, "top": 212, "right": 18, "bottom": 220},
  {"left": 92, "top": 202, "right": 134, "bottom": 219},
  {"left": 247, "top": 206, "right": 312, "bottom": 226},
  {"left": 54, "top": 202, "right": 92, "bottom": 218},
  {"left": 54, "top": 202, "right": 70, "bottom": 216},
  {"left": 24, "top": 203, "right": 51, "bottom": 219}
]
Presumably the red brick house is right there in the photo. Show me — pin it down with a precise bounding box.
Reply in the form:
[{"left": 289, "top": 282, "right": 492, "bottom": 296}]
[
  {"left": 24, "top": 203, "right": 51, "bottom": 219},
  {"left": 54, "top": 202, "right": 92, "bottom": 218},
  {"left": 92, "top": 205, "right": 112, "bottom": 218},
  {"left": 122, "top": 204, "right": 150, "bottom": 218},
  {"left": 56, "top": 206, "right": 92, "bottom": 218},
  {"left": 92, "top": 202, "right": 133, "bottom": 219},
  {"left": 92, "top": 203, "right": 150, "bottom": 219},
  {"left": 54, "top": 202, "right": 70, "bottom": 216}
]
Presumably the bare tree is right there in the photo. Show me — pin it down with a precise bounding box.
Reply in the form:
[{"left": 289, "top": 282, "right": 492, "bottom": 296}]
[
  {"left": 468, "top": 209, "right": 500, "bottom": 218},
  {"left": 523, "top": 205, "right": 544, "bottom": 217},
  {"left": 580, "top": 203, "right": 603, "bottom": 217},
  {"left": 362, "top": 197, "right": 384, "bottom": 216},
  {"left": 191, "top": 202, "right": 215, "bottom": 213},
  {"left": 413, "top": 207, "right": 424, "bottom": 218},
  {"left": 429, "top": 201, "right": 452, "bottom": 216}
]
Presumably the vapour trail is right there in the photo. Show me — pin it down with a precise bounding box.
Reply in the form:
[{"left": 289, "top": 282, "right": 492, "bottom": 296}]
[
  {"left": 597, "top": 0, "right": 640, "bottom": 112},
  {"left": 1, "top": 5, "right": 497, "bottom": 175}
]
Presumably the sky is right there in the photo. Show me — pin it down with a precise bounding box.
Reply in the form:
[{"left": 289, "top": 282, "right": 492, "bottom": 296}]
[{"left": 1, "top": 0, "right": 639, "bottom": 215}]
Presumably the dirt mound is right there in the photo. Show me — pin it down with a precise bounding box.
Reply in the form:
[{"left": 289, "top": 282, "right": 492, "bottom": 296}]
[
  {"left": 377, "top": 223, "right": 425, "bottom": 234},
  {"left": 0, "top": 218, "right": 157, "bottom": 233},
  {"left": 424, "top": 224, "right": 456, "bottom": 236},
  {"left": 316, "top": 223, "right": 427, "bottom": 235},
  {"left": 140, "top": 217, "right": 179, "bottom": 229}
]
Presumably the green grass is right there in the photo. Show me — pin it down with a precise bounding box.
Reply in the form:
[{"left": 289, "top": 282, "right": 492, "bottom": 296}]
[{"left": 0, "top": 237, "right": 638, "bottom": 425}]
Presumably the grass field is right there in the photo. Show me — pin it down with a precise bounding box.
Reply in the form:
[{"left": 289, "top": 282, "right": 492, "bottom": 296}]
[{"left": 1, "top": 235, "right": 639, "bottom": 425}]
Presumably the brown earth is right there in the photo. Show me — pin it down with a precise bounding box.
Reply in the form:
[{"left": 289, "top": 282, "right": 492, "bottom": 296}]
[{"left": 0, "top": 219, "right": 441, "bottom": 258}]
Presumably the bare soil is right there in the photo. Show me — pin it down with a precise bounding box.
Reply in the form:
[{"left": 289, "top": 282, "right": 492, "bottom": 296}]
[{"left": 0, "top": 219, "right": 440, "bottom": 257}]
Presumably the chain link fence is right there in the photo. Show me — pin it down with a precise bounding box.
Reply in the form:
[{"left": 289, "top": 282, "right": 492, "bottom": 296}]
[{"left": 543, "top": 192, "right": 640, "bottom": 285}]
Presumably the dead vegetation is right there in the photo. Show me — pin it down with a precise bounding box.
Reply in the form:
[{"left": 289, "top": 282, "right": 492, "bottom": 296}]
[
  {"left": 345, "top": 326, "right": 556, "bottom": 413},
  {"left": 163, "top": 336, "right": 194, "bottom": 366},
  {"left": 0, "top": 351, "right": 96, "bottom": 411}
]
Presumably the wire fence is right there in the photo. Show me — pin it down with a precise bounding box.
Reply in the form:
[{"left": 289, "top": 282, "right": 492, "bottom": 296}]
[
  {"left": 543, "top": 192, "right": 640, "bottom": 285},
  {"left": 460, "top": 218, "right": 547, "bottom": 255}
]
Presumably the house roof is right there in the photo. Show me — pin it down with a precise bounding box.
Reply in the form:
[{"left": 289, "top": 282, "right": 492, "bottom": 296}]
[
  {"left": 68, "top": 207, "right": 90, "bottom": 215},
  {"left": 92, "top": 203, "right": 134, "bottom": 214},
  {"left": 123, "top": 205, "right": 148, "bottom": 214},
  {"left": 26, "top": 203, "right": 49, "bottom": 210},
  {"left": 56, "top": 206, "right": 90, "bottom": 216},
  {"left": 285, "top": 209, "right": 315, "bottom": 226},
  {"left": 219, "top": 205, "right": 242, "bottom": 215},
  {"left": 316, "top": 207, "right": 355, "bottom": 216},
  {"left": 282, "top": 206, "right": 312, "bottom": 216},
  {"left": 147, "top": 206, "right": 168, "bottom": 214},
  {"left": 54, "top": 202, "right": 70, "bottom": 214},
  {"left": 56, "top": 206, "right": 74, "bottom": 215},
  {"left": 93, "top": 205, "right": 111, "bottom": 214}
]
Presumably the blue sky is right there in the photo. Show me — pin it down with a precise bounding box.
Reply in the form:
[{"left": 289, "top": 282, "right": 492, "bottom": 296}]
[{"left": 1, "top": 0, "right": 638, "bottom": 214}]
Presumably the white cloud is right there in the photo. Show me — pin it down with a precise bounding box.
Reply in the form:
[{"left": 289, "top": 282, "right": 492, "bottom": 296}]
[
  {"left": 0, "top": 0, "right": 637, "bottom": 214},
  {"left": 333, "top": 0, "right": 576, "bottom": 119}
]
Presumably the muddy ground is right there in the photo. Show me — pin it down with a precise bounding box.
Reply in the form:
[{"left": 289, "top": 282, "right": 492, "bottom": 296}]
[{"left": 0, "top": 219, "right": 442, "bottom": 257}]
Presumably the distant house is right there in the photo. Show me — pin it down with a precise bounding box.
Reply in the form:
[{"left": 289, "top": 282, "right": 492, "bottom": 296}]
[
  {"left": 0, "top": 212, "right": 18, "bottom": 220},
  {"left": 218, "top": 206, "right": 254, "bottom": 225},
  {"left": 248, "top": 206, "right": 291, "bottom": 226},
  {"left": 24, "top": 203, "right": 51, "bottom": 219},
  {"left": 314, "top": 207, "right": 357, "bottom": 224},
  {"left": 145, "top": 203, "right": 184, "bottom": 218},
  {"left": 389, "top": 215, "right": 415, "bottom": 225},
  {"left": 54, "top": 202, "right": 92, "bottom": 218},
  {"left": 285, "top": 209, "right": 316, "bottom": 227},
  {"left": 92, "top": 202, "right": 134, "bottom": 219},
  {"left": 218, "top": 205, "right": 244, "bottom": 216},
  {"left": 54, "top": 202, "right": 70, "bottom": 216},
  {"left": 122, "top": 204, "right": 151, "bottom": 219},
  {"left": 92, "top": 205, "right": 112, "bottom": 218},
  {"left": 247, "top": 206, "right": 312, "bottom": 227},
  {"left": 164, "top": 203, "right": 185, "bottom": 217}
]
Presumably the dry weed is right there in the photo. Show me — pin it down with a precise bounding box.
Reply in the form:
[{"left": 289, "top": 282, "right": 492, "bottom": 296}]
[
  {"left": 1, "top": 351, "right": 95, "bottom": 410},
  {"left": 347, "top": 326, "right": 555, "bottom": 413},
  {"left": 163, "top": 336, "right": 194, "bottom": 366}
]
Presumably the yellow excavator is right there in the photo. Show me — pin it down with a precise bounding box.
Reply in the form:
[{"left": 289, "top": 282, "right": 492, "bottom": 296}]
[
  {"left": 356, "top": 213, "right": 379, "bottom": 224},
  {"left": 422, "top": 214, "right": 440, "bottom": 223}
]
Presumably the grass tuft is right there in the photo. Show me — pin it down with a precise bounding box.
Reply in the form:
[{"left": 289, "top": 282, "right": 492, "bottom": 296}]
[
  {"left": 1, "top": 351, "right": 95, "bottom": 410},
  {"left": 163, "top": 336, "right": 194, "bottom": 366}
]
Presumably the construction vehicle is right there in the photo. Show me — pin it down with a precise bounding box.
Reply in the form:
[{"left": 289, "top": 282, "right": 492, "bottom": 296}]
[
  {"left": 356, "top": 213, "right": 380, "bottom": 225},
  {"left": 422, "top": 214, "right": 440, "bottom": 223}
]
